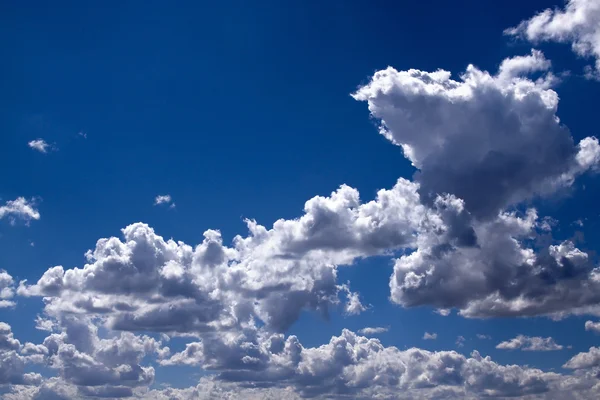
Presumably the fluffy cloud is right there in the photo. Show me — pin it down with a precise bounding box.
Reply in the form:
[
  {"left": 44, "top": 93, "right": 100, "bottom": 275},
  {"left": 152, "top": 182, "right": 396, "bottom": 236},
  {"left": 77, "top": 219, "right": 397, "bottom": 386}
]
[
  {"left": 27, "top": 139, "right": 51, "bottom": 153},
  {"left": 390, "top": 195, "right": 600, "bottom": 318},
  {"left": 14, "top": 316, "right": 170, "bottom": 397},
  {"left": 0, "top": 322, "right": 42, "bottom": 386},
  {"left": 423, "top": 332, "right": 437, "bottom": 340},
  {"left": 352, "top": 51, "right": 599, "bottom": 219},
  {"left": 585, "top": 320, "right": 600, "bottom": 334},
  {"left": 18, "top": 178, "right": 427, "bottom": 334},
  {"left": 0, "top": 197, "right": 40, "bottom": 225},
  {"left": 154, "top": 194, "right": 175, "bottom": 208},
  {"left": 496, "top": 335, "right": 564, "bottom": 351},
  {"left": 506, "top": 0, "right": 600, "bottom": 78},
  {"left": 357, "top": 326, "right": 388, "bottom": 335},
  {"left": 159, "top": 328, "right": 559, "bottom": 399},
  {"left": 564, "top": 346, "right": 600, "bottom": 369},
  {"left": 0, "top": 270, "right": 16, "bottom": 308}
]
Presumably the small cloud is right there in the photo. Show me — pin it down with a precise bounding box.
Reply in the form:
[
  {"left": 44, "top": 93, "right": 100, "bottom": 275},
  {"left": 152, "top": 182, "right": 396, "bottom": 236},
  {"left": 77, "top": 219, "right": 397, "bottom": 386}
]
[
  {"left": 154, "top": 194, "right": 175, "bottom": 208},
  {"left": 476, "top": 334, "right": 491, "bottom": 340},
  {"left": 435, "top": 308, "right": 451, "bottom": 316},
  {"left": 496, "top": 335, "right": 563, "bottom": 351},
  {"left": 78, "top": 131, "right": 87, "bottom": 139},
  {"left": 456, "top": 336, "right": 466, "bottom": 347},
  {"left": 573, "top": 219, "right": 584, "bottom": 227},
  {"left": 423, "top": 332, "right": 437, "bottom": 340},
  {"left": 29, "top": 241, "right": 35, "bottom": 247},
  {"left": 0, "top": 197, "right": 40, "bottom": 225},
  {"left": 585, "top": 320, "right": 600, "bottom": 334},
  {"left": 358, "top": 327, "right": 389, "bottom": 336},
  {"left": 538, "top": 216, "right": 558, "bottom": 232},
  {"left": 339, "top": 283, "right": 368, "bottom": 316},
  {"left": 28, "top": 139, "right": 53, "bottom": 153}
]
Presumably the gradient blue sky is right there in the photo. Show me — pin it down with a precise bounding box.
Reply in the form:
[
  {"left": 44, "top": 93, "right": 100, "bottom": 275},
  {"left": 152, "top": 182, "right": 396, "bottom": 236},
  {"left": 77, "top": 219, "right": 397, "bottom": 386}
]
[{"left": 2, "top": 0, "right": 600, "bottom": 398}]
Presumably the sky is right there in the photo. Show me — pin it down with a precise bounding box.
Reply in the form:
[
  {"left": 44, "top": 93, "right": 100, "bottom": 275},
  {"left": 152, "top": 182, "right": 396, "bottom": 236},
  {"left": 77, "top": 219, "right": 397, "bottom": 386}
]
[{"left": 2, "top": 0, "right": 600, "bottom": 398}]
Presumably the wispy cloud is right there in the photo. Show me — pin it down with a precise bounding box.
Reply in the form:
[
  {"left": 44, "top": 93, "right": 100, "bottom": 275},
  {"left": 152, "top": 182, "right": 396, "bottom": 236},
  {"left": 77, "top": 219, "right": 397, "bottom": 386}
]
[{"left": 423, "top": 332, "right": 437, "bottom": 340}]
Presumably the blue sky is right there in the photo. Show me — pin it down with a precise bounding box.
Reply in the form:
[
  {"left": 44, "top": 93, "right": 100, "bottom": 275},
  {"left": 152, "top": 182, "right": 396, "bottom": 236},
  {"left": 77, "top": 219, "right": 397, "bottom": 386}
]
[{"left": 3, "top": 0, "right": 600, "bottom": 399}]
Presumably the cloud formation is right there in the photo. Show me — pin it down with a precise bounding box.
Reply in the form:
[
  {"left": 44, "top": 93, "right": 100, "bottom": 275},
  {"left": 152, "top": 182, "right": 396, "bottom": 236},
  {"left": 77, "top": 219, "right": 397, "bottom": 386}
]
[
  {"left": 353, "top": 51, "right": 598, "bottom": 219},
  {"left": 496, "top": 335, "right": 564, "bottom": 351},
  {"left": 154, "top": 194, "right": 175, "bottom": 208},
  {"left": 27, "top": 139, "right": 51, "bottom": 153},
  {"left": 358, "top": 326, "right": 388, "bottom": 335},
  {"left": 0, "top": 197, "right": 40, "bottom": 225},
  {"left": 423, "top": 332, "right": 437, "bottom": 340},
  {"left": 506, "top": 0, "right": 600, "bottom": 79}
]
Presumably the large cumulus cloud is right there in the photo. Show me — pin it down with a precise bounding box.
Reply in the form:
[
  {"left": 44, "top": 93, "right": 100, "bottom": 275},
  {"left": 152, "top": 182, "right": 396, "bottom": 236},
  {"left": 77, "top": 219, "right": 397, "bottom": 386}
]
[
  {"left": 352, "top": 50, "right": 598, "bottom": 219},
  {"left": 18, "top": 178, "right": 427, "bottom": 334}
]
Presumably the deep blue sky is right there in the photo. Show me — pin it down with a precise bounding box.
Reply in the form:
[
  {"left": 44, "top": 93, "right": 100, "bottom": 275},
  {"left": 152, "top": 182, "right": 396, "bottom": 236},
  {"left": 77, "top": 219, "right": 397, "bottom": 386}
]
[{"left": 2, "top": 0, "right": 600, "bottom": 387}]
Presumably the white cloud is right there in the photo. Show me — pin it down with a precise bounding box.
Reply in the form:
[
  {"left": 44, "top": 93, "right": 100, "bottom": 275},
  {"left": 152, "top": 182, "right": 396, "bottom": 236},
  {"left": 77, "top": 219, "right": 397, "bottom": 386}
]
[
  {"left": 154, "top": 194, "right": 174, "bottom": 208},
  {"left": 585, "top": 320, "right": 600, "bottom": 334},
  {"left": 19, "top": 177, "right": 426, "bottom": 334},
  {"left": 456, "top": 335, "right": 466, "bottom": 348},
  {"left": 506, "top": 0, "right": 600, "bottom": 79},
  {"left": 159, "top": 328, "right": 560, "bottom": 399},
  {"left": 496, "top": 335, "right": 563, "bottom": 351},
  {"left": 423, "top": 332, "right": 437, "bottom": 340},
  {"left": 0, "top": 197, "right": 40, "bottom": 225},
  {"left": 0, "top": 270, "right": 16, "bottom": 308},
  {"left": 476, "top": 334, "right": 491, "bottom": 340},
  {"left": 353, "top": 53, "right": 599, "bottom": 219},
  {"left": 564, "top": 346, "right": 600, "bottom": 369},
  {"left": 358, "top": 326, "right": 388, "bottom": 335},
  {"left": 27, "top": 139, "right": 52, "bottom": 153},
  {"left": 0, "top": 322, "right": 42, "bottom": 386}
]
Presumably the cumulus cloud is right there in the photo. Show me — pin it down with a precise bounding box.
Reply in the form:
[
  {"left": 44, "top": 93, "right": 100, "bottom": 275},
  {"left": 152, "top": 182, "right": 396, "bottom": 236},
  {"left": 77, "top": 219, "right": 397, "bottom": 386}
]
[
  {"left": 584, "top": 320, "right": 600, "bottom": 334},
  {"left": 423, "top": 332, "right": 437, "bottom": 340},
  {"left": 27, "top": 139, "right": 52, "bottom": 153},
  {"left": 353, "top": 52, "right": 599, "bottom": 219},
  {"left": 0, "top": 322, "right": 43, "bottom": 386},
  {"left": 564, "top": 346, "right": 600, "bottom": 369},
  {"left": 159, "top": 328, "right": 559, "bottom": 399},
  {"left": 154, "top": 194, "right": 175, "bottom": 208},
  {"left": 0, "top": 270, "right": 16, "bottom": 308},
  {"left": 0, "top": 197, "right": 40, "bottom": 225},
  {"left": 18, "top": 177, "right": 428, "bottom": 334},
  {"left": 496, "top": 335, "right": 564, "bottom": 351},
  {"left": 358, "top": 326, "right": 388, "bottom": 335},
  {"left": 476, "top": 334, "right": 491, "bottom": 340},
  {"left": 506, "top": 0, "right": 600, "bottom": 79}
]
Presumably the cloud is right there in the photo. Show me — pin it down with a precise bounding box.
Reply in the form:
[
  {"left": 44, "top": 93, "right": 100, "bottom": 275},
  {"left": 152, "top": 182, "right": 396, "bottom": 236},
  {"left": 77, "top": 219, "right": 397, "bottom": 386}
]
[
  {"left": 476, "top": 334, "right": 491, "bottom": 340},
  {"left": 353, "top": 52, "right": 598, "bottom": 220},
  {"left": 564, "top": 346, "right": 600, "bottom": 369},
  {"left": 0, "top": 197, "right": 40, "bottom": 225},
  {"left": 423, "top": 332, "right": 437, "bottom": 340},
  {"left": 357, "top": 326, "right": 388, "bottom": 335},
  {"left": 159, "top": 328, "right": 559, "bottom": 399},
  {"left": 496, "top": 335, "right": 563, "bottom": 351},
  {"left": 154, "top": 195, "right": 175, "bottom": 208},
  {"left": 584, "top": 320, "right": 600, "bottom": 334},
  {"left": 0, "top": 322, "right": 43, "bottom": 386},
  {"left": 0, "top": 270, "right": 16, "bottom": 308},
  {"left": 456, "top": 336, "right": 466, "bottom": 348},
  {"left": 506, "top": 0, "right": 600, "bottom": 79},
  {"left": 18, "top": 177, "right": 426, "bottom": 334},
  {"left": 27, "top": 139, "right": 52, "bottom": 153}
]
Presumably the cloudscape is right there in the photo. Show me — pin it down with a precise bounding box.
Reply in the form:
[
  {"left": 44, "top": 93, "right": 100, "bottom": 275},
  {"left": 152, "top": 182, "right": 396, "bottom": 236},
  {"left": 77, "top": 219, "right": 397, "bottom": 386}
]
[{"left": 3, "top": 0, "right": 600, "bottom": 399}]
